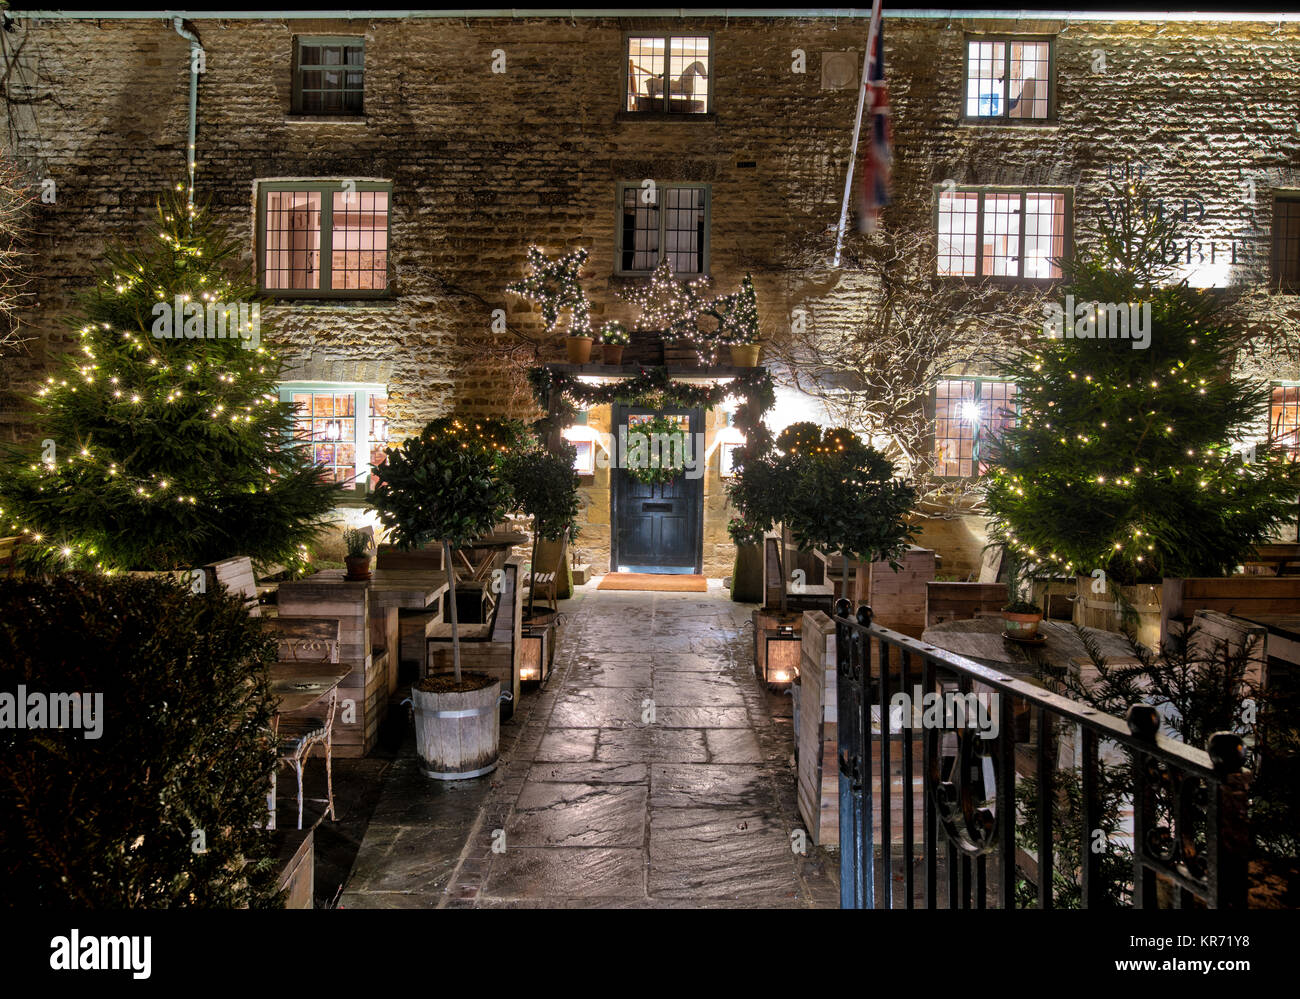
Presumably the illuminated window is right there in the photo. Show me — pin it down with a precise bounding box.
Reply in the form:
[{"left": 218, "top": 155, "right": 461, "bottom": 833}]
[
  {"left": 258, "top": 181, "right": 390, "bottom": 297},
  {"left": 937, "top": 187, "right": 1070, "bottom": 280},
  {"left": 964, "top": 37, "right": 1052, "bottom": 120},
  {"left": 281, "top": 383, "right": 388, "bottom": 491},
  {"left": 1271, "top": 196, "right": 1300, "bottom": 291},
  {"left": 1270, "top": 384, "right": 1300, "bottom": 458},
  {"left": 617, "top": 183, "right": 709, "bottom": 276},
  {"left": 293, "top": 36, "right": 364, "bottom": 115},
  {"left": 934, "top": 378, "right": 1017, "bottom": 477},
  {"left": 626, "top": 35, "right": 711, "bottom": 114}
]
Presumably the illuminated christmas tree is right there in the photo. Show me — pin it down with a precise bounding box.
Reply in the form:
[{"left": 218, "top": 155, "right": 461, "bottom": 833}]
[
  {"left": 0, "top": 188, "right": 339, "bottom": 572},
  {"left": 984, "top": 181, "right": 1300, "bottom": 584}
]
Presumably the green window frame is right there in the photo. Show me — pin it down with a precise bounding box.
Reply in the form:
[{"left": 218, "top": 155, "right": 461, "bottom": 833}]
[
  {"left": 933, "top": 377, "right": 1018, "bottom": 478},
  {"left": 280, "top": 382, "right": 389, "bottom": 495},
  {"left": 934, "top": 185, "right": 1072, "bottom": 282},
  {"left": 256, "top": 181, "right": 392, "bottom": 299},
  {"left": 1270, "top": 382, "right": 1300, "bottom": 459},
  {"left": 623, "top": 32, "right": 714, "bottom": 116},
  {"left": 292, "top": 35, "right": 365, "bottom": 115},
  {"left": 962, "top": 34, "right": 1056, "bottom": 123},
  {"left": 615, "top": 181, "right": 711, "bottom": 277}
]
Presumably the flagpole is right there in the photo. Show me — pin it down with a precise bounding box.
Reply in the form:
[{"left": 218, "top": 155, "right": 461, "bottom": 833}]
[{"left": 832, "top": 0, "right": 883, "bottom": 268}]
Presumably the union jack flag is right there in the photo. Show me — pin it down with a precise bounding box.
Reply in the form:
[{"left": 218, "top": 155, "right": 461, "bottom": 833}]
[{"left": 857, "top": 12, "right": 891, "bottom": 234}]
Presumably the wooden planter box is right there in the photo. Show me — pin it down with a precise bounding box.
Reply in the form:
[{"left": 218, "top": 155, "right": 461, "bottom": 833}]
[
  {"left": 1161, "top": 575, "right": 1300, "bottom": 646},
  {"left": 796, "top": 611, "right": 838, "bottom": 846},
  {"left": 272, "top": 828, "right": 315, "bottom": 909},
  {"left": 276, "top": 578, "right": 386, "bottom": 758},
  {"left": 1075, "top": 576, "right": 1162, "bottom": 649}
]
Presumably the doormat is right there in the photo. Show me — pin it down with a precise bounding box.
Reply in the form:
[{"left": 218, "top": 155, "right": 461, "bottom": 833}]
[{"left": 597, "top": 573, "right": 708, "bottom": 592}]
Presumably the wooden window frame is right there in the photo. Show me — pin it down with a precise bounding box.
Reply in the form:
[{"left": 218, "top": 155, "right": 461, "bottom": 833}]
[
  {"left": 933, "top": 185, "right": 1073, "bottom": 284},
  {"left": 1271, "top": 193, "right": 1300, "bottom": 292},
  {"left": 961, "top": 34, "right": 1057, "bottom": 125},
  {"left": 291, "top": 35, "right": 365, "bottom": 116},
  {"left": 621, "top": 31, "right": 715, "bottom": 119},
  {"left": 280, "top": 381, "right": 389, "bottom": 497},
  {"left": 614, "top": 181, "right": 712, "bottom": 277},
  {"left": 931, "top": 376, "right": 1019, "bottom": 480},
  {"left": 256, "top": 180, "right": 393, "bottom": 299}
]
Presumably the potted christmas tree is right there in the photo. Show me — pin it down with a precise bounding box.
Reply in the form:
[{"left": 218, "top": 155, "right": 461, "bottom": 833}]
[
  {"left": 597, "top": 321, "right": 630, "bottom": 365},
  {"left": 369, "top": 416, "right": 514, "bottom": 779}
]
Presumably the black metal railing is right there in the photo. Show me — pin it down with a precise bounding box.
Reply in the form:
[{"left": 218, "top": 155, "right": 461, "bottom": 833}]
[{"left": 832, "top": 600, "right": 1252, "bottom": 909}]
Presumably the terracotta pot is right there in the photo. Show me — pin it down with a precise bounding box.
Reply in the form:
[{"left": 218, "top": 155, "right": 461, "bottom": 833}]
[
  {"left": 602, "top": 343, "right": 625, "bottom": 365},
  {"left": 730, "top": 343, "right": 761, "bottom": 367},
  {"left": 566, "top": 336, "right": 593, "bottom": 364},
  {"left": 1003, "top": 611, "right": 1043, "bottom": 640},
  {"left": 344, "top": 554, "right": 372, "bottom": 581}
]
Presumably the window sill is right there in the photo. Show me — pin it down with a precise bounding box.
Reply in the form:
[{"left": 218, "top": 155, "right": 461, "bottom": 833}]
[
  {"left": 285, "top": 114, "right": 369, "bottom": 124},
  {"left": 611, "top": 271, "right": 711, "bottom": 282},
  {"left": 615, "top": 111, "right": 717, "bottom": 124},
  {"left": 262, "top": 294, "right": 397, "bottom": 307},
  {"left": 957, "top": 116, "right": 1058, "bottom": 127}
]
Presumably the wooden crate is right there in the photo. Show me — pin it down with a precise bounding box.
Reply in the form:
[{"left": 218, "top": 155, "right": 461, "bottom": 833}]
[
  {"left": 796, "top": 611, "right": 838, "bottom": 846},
  {"left": 1161, "top": 576, "right": 1300, "bottom": 644},
  {"left": 275, "top": 578, "right": 384, "bottom": 758},
  {"left": 860, "top": 546, "right": 935, "bottom": 638}
]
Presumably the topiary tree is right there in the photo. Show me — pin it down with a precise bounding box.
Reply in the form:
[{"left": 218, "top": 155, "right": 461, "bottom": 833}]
[
  {"left": 368, "top": 415, "right": 515, "bottom": 682},
  {"left": 0, "top": 573, "right": 282, "bottom": 907},
  {"left": 984, "top": 180, "right": 1300, "bottom": 585},
  {"left": 0, "top": 188, "right": 339, "bottom": 573},
  {"left": 728, "top": 421, "right": 919, "bottom": 611},
  {"left": 504, "top": 438, "right": 580, "bottom": 620}
]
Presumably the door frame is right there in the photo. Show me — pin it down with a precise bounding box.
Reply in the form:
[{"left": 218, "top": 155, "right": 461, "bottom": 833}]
[{"left": 610, "top": 403, "right": 705, "bottom": 575}]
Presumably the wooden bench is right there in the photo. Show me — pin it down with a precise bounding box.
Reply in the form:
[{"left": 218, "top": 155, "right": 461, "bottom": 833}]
[
  {"left": 764, "top": 535, "right": 834, "bottom": 612},
  {"left": 925, "top": 581, "right": 1007, "bottom": 628},
  {"left": 427, "top": 555, "right": 524, "bottom": 715},
  {"left": 1245, "top": 543, "right": 1300, "bottom": 576}
]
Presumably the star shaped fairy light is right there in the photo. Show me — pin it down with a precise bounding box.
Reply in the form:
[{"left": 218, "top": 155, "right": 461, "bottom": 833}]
[{"left": 506, "top": 246, "right": 592, "bottom": 334}]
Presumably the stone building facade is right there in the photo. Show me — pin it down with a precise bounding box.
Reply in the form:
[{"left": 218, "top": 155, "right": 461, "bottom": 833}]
[{"left": 4, "top": 10, "right": 1300, "bottom": 576}]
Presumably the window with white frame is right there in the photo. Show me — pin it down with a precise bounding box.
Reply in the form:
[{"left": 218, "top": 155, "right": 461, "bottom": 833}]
[
  {"left": 617, "top": 182, "right": 709, "bottom": 275},
  {"left": 258, "top": 181, "right": 391, "bottom": 297},
  {"left": 625, "top": 35, "right": 711, "bottom": 114},
  {"left": 281, "top": 383, "right": 389, "bottom": 490},
  {"left": 934, "top": 378, "right": 1017, "bottom": 477},
  {"left": 1270, "top": 383, "right": 1300, "bottom": 459},
  {"left": 964, "top": 37, "right": 1053, "bottom": 120},
  {"left": 936, "top": 186, "right": 1070, "bottom": 280}
]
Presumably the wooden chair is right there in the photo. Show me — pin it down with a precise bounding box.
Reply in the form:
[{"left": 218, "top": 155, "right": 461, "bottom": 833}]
[
  {"left": 274, "top": 686, "right": 338, "bottom": 830},
  {"left": 525, "top": 537, "right": 566, "bottom": 614},
  {"left": 264, "top": 617, "right": 341, "bottom": 663}
]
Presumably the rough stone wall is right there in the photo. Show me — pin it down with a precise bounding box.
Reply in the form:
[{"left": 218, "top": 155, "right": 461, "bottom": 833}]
[{"left": 5, "top": 13, "right": 1300, "bottom": 574}]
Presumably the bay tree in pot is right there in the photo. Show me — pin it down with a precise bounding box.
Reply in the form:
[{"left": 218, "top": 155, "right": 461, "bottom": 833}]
[
  {"left": 369, "top": 416, "right": 516, "bottom": 779},
  {"left": 504, "top": 438, "right": 580, "bottom": 623}
]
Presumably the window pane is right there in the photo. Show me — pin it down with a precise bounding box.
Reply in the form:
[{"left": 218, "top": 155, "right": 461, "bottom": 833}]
[
  {"left": 977, "top": 381, "right": 1017, "bottom": 474},
  {"left": 298, "top": 39, "right": 364, "bottom": 114},
  {"left": 937, "top": 191, "right": 979, "bottom": 276},
  {"left": 1271, "top": 385, "right": 1300, "bottom": 458},
  {"left": 621, "top": 185, "right": 660, "bottom": 272},
  {"left": 668, "top": 36, "right": 710, "bottom": 113},
  {"left": 966, "top": 40, "right": 1005, "bottom": 117},
  {"left": 368, "top": 394, "right": 389, "bottom": 489},
  {"left": 1009, "top": 42, "right": 1050, "bottom": 119},
  {"left": 663, "top": 187, "right": 706, "bottom": 274},
  {"left": 1024, "top": 191, "right": 1066, "bottom": 279},
  {"left": 982, "top": 193, "right": 1022, "bottom": 278},
  {"left": 291, "top": 391, "right": 359, "bottom": 484},
  {"left": 263, "top": 191, "right": 321, "bottom": 290},
  {"left": 935, "top": 379, "right": 978, "bottom": 477},
  {"left": 331, "top": 189, "right": 389, "bottom": 291},
  {"left": 1272, "top": 199, "right": 1300, "bottom": 291},
  {"left": 627, "top": 37, "right": 666, "bottom": 112}
]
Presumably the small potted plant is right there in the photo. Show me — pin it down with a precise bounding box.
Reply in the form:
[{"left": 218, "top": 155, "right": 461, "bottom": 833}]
[
  {"left": 342, "top": 526, "right": 373, "bottom": 581},
  {"left": 1001, "top": 553, "right": 1044, "bottom": 641},
  {"left": 598, "top": 321, "right": 630, "bottom": 365},
  {"left": 565, "top": 328, "right": 593, "bottom": 364},
  {"left": 729, "top": 333, "right": 761, "bottom": 368}
]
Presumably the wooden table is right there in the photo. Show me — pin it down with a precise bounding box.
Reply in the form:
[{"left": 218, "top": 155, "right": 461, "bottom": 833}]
[
  {"left": 921, "top": 617, "right": 1138, "bottom": 682},
  {"left": 270, "top": 662, "right": 351, "bottom": 714}
]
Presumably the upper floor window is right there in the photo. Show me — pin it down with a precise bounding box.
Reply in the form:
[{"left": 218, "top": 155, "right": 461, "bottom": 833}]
[
  {"left": 934, "top": 377, "right": 1017, "bottom": 477},
  {"left": 936, "top": 186, "right": 1070, "bottom": 281},
  {"left": 964, "top": 37, "right": 1053, "bottom": 121},
  {"left": 1271, "top": 195, "right": 1300, "bottom": 291},
  {"left": 257, "top": 181, "right": 391, "bottom": 297},
  {"left": 293, "top": 36, "right": 364, "bottom": 115},
  {"left": 625, "top": 35, "right": 711, "bottom": 114},
  {"left": 281, "top": 382, "right": 389, "bottom": 491},
  {"left": 616, "top": 182, "right": 709, "bottom": 276}
]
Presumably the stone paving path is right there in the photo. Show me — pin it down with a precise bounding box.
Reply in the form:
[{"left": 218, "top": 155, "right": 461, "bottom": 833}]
[{"left": 341, "top": 583, "right": 839, "bottom": 908}]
